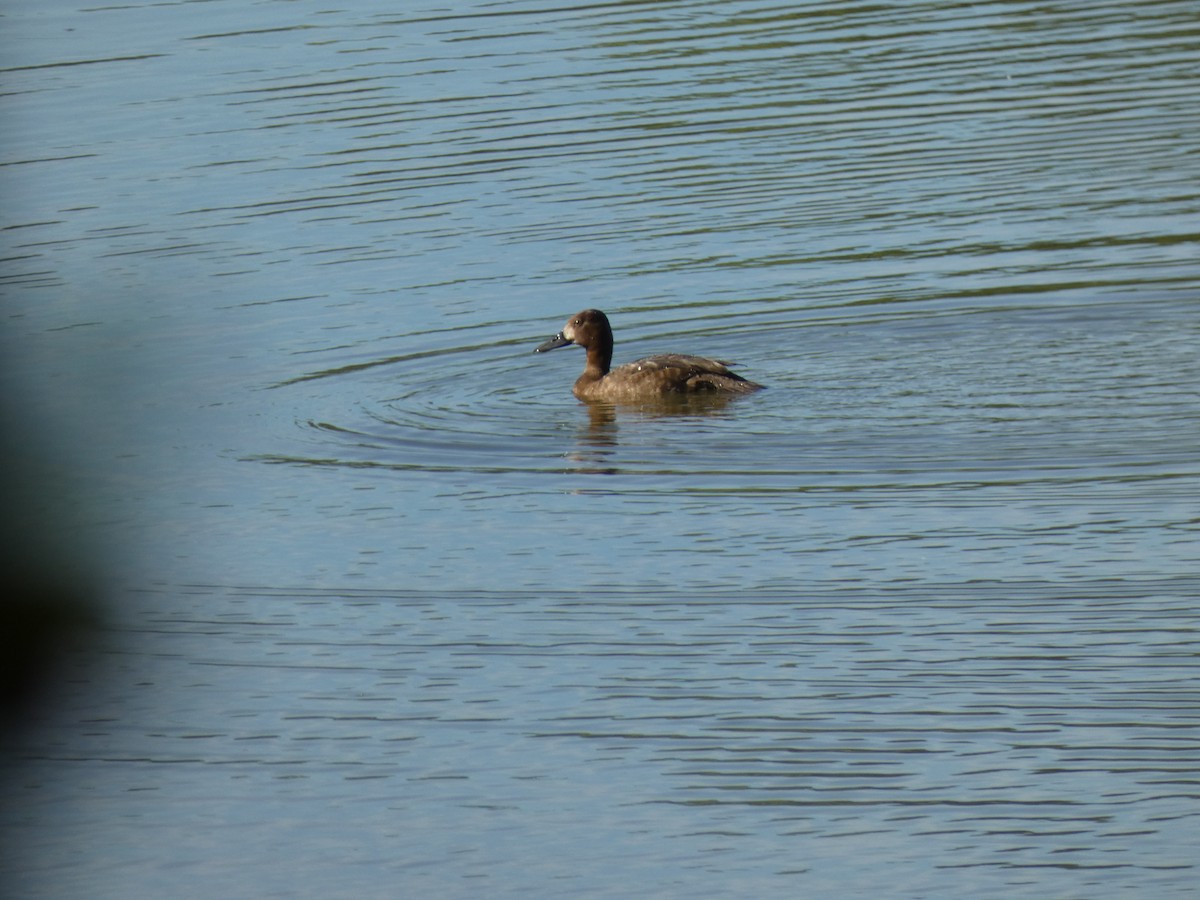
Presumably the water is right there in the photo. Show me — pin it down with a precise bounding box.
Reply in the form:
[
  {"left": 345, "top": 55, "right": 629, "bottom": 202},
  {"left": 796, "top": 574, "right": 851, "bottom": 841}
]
[{"left": 2, "top": 1, "right": 1198, "bottom": 897}]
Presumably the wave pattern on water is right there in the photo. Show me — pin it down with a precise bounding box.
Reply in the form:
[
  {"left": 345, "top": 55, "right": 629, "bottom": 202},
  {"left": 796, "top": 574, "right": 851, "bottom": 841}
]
[{"left": 15, "top": 579, "right": 1196, "bottom": 896}]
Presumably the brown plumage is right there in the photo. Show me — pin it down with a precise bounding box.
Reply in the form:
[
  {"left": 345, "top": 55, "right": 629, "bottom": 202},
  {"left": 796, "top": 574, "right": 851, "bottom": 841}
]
[{"left": 534, "top": 309, "right": 764, "bottom": 402}]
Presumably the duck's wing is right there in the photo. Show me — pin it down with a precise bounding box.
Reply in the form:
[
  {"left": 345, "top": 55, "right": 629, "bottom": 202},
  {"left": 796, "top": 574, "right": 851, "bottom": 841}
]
[
  {"left": 620, "top": 353, "right": 739, "bottom": 375},
  {"left": 616, "top": 354, "right": 763, "bottom": 394}
]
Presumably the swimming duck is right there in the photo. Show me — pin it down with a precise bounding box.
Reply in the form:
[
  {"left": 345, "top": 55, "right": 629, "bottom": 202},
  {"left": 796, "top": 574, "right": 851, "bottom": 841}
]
[{"left": 534, "top": 309, "right": 764, "bottom": 402}]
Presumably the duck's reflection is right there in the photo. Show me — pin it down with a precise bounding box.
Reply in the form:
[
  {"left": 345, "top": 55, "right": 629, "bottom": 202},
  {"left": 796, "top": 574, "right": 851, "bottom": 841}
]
[{"left": 566, "top": 394, "right": 742, "bottom": 474}]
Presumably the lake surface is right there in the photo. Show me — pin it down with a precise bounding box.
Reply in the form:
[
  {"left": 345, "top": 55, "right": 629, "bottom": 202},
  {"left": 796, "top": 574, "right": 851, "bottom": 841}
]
[{"left": 2, "top": 1, "right": 1198, "bottom": 897}]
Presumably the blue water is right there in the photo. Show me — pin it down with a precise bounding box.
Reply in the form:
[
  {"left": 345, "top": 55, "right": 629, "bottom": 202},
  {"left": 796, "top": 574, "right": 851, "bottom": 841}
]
[{"left": 2, "top": 1, "right": 1198, "bottom": 897}]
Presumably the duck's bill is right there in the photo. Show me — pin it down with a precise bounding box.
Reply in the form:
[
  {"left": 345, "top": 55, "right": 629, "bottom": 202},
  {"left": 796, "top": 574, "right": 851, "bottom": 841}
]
[{"left": 535, "top": 332, "right": 573, "bottom": 353}]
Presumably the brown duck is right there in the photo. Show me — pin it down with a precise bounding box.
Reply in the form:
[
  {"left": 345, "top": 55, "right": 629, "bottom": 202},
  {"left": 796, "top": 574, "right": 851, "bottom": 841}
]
[{"left": 535, "top": 309, "right": 764, "bottom": 402}]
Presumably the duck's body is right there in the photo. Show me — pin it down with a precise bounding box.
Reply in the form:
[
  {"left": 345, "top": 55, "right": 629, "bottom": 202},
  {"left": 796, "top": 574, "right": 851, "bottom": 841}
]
[{"left": 535, "top": 309, "right": 763, "bottom": 402}]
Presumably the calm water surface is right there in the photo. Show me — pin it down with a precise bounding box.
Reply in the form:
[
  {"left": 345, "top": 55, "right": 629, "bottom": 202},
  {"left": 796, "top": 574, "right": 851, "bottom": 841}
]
[{"left": 2, "top": 1, "right": 1198, "bottom": 897}]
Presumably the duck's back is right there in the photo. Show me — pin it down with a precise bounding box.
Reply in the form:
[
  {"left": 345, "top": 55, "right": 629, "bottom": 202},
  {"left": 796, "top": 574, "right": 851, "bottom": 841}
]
[{"left": 576, "top": 353, "right": 763, "bottom": 401}]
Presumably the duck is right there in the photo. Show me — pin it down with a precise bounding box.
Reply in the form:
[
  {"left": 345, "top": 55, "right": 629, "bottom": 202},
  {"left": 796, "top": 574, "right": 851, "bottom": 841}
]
[{"left": 534, "top": 308, "right": 764, "bottom": 402}]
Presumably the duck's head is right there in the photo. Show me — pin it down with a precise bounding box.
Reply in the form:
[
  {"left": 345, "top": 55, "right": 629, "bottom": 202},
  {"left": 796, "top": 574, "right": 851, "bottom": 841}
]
[{"left": 534, "top": 309, "right": 611, "bottom": 354}]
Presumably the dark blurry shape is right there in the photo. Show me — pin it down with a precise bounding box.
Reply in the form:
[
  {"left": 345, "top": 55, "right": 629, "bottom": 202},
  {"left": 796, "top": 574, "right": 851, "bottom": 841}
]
[
  {"left": 1, "top": 576, "right": 101, "bottom": 723},
  {"left": 0, "top": 393, "right": 106, "bottom": 728}
]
